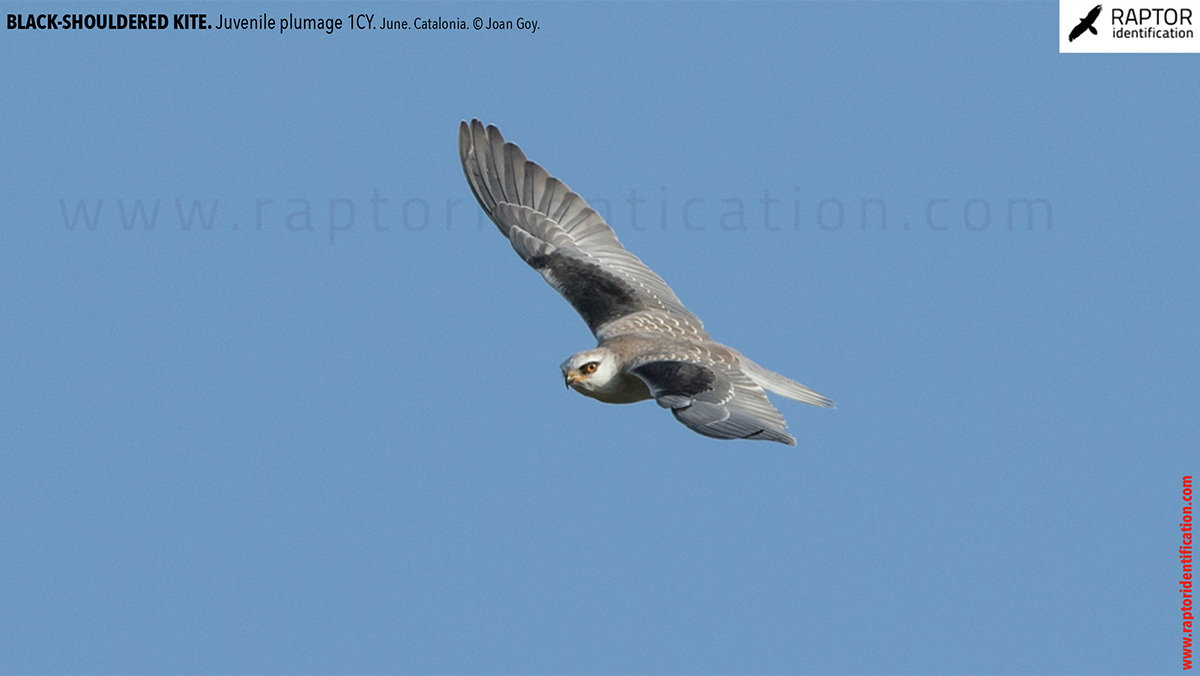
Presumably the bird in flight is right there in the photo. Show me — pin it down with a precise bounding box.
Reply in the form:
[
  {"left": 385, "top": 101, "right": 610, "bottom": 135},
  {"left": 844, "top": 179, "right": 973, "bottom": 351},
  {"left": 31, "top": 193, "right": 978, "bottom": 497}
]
[
  {"left": 1069, "top": 4, "right": 1102, "bottom": 41},
  {"left": 458, "top": 120, "right": 833, "bottom": 445}
]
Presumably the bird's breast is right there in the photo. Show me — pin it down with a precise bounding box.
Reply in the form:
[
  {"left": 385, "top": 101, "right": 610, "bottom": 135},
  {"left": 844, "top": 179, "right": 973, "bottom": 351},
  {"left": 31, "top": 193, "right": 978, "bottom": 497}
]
[{"left": 573, "top": 372, "right": 653, "bottom": 404}]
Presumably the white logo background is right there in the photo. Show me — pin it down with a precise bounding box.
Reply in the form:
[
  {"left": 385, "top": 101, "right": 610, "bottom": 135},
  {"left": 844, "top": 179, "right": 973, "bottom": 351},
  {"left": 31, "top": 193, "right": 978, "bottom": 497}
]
[{"left": 1060, "top": 0, "right": 1200, "bottom": 52}]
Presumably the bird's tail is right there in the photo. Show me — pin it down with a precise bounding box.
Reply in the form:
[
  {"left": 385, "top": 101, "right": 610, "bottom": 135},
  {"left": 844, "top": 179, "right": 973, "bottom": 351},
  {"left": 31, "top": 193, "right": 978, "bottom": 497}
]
[
  {"left": 737, "top": 353, "right": 835, "bottom": 408},
  {"left": 1089, "top": 25, "right": 1097, "bottom": 34}
]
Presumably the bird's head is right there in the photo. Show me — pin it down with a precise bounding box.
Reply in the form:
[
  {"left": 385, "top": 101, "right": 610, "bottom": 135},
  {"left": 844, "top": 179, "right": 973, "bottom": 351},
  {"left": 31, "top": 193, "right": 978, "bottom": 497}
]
[{"left": 560, "top": 348, "right": 620, "bottom": 394}]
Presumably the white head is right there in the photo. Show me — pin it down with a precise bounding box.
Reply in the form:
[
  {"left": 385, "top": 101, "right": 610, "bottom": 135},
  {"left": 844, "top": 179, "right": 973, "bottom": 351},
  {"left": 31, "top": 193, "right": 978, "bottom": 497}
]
[{"left": 560, "top": 347, "right": 621, "bottom": 396}]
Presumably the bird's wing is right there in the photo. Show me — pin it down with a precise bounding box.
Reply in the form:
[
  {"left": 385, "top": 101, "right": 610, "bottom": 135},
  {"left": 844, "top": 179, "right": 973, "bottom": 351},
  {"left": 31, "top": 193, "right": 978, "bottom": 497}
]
[
  {"left": 627, "top": 347, "right": 795, "bottom": 445},
  {"left": 1069, "top": 22, "right": 1086, "bottom": 40},
  {"left": 1087, "top": 4, "right": 1102, "bottom": 22},
  {"left": 459, "top": 120, "right": 709, "bottom": 342}
]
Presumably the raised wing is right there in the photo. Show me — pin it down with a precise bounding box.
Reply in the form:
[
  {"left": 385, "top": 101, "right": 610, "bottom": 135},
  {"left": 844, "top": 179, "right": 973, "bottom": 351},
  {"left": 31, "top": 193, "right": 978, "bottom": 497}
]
[
  {"left": 630, "top": 358, "right": 796, "bottom": 445},
  {"left": 459, "top": 120, "right": 708, "bottom": 341}
]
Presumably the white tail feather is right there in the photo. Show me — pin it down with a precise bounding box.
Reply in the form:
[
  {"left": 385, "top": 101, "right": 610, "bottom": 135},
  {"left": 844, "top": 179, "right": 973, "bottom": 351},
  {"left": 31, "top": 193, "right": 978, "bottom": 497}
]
[{"left": 738, "top": 355, "right": 835, "bottom": 408}]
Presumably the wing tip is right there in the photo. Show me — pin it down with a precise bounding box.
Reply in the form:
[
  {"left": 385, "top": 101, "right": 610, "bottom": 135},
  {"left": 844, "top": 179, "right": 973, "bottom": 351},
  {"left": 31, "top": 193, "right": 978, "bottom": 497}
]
[
  {"left": 457, "top": 120, "right": 472, "bottom": 160},
  {"left": 745, "top": 427, "right": 796, "bottom": 445}
]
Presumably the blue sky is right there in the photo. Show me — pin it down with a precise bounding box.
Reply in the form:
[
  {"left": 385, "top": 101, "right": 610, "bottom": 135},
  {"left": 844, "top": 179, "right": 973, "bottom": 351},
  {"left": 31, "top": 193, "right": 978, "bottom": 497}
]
[{"left": 1, "top": 2, "right": 1197, "bottom": 673}]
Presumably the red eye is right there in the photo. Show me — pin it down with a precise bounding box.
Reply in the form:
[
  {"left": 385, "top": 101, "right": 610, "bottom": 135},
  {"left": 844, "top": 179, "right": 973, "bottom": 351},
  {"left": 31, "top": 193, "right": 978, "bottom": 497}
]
[{"left": 582, "top": 362, "right": 598, "bottom": 374}]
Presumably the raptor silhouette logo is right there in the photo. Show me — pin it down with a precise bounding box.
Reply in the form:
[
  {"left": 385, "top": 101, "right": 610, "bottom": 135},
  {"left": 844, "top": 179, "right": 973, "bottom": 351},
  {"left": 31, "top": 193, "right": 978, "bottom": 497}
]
[{"left": 1069, "top": 4, "right": 1103, "bottom": 41}]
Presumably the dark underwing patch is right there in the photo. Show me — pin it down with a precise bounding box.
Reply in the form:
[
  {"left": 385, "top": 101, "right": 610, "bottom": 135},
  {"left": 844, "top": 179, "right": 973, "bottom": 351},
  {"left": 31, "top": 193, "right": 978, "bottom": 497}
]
[
  {"left": 632, "top": 361, "right": 717, "bottom": 399},
  {"left": 528, "top": 252, "right": 644, "bottom": 333}
]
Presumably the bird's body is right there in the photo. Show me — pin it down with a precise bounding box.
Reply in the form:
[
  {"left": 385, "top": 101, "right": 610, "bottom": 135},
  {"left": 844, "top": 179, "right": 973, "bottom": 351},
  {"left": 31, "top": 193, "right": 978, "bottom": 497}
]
[{"left": 459, "top": 120, "right": 832, "bottom": 445}]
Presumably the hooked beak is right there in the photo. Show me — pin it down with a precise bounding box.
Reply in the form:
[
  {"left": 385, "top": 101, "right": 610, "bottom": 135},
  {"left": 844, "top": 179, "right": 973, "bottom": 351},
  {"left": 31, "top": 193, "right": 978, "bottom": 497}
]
[{"left": 564, "top": 372, "right": 580, "bottom": 388}]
